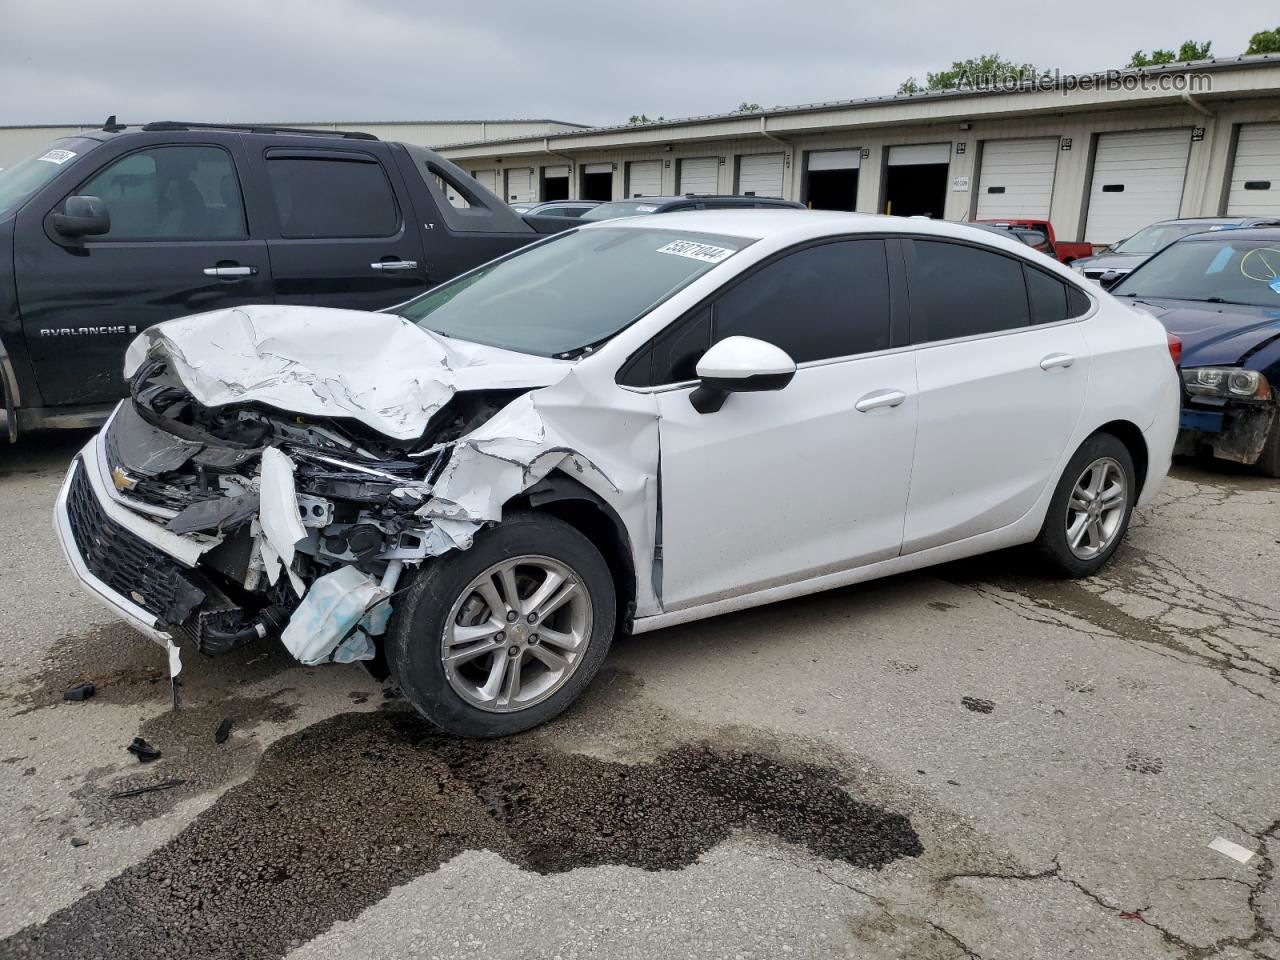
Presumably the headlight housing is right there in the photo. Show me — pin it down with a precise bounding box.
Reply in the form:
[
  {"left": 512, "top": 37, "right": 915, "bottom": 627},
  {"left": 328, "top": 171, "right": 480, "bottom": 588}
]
[{"left": 1181, "top": 367, "right": 1272, "bottom": 399}]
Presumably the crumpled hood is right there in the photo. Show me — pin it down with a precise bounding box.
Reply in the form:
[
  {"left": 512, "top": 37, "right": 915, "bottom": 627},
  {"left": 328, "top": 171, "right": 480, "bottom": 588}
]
[
  {"left": 122, "top": 305, "right": 573, "bottom": 441},
  {"left": 1074, "top": 252, "right": 1146, "bottom": 274},
  {"left": 1126, "top": 297, "right": 1280, "bottom": 367}
]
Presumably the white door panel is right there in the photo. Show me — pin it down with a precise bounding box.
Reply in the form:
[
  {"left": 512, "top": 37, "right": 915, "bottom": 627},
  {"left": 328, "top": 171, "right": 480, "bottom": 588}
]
[
  {"left": 737, "top": 153, "right": 784, "bottom": 197},
  {"left": 904, "top": 324, "right": 1090, "bottom": 552},
  {"left": 627, "top": 160, "right": 663, "bottom": 197},
  {"left": 678, "top": 157, "right": 719, "bottom": 194},
  {"left": 505, "top": 167, "right": 534, "bottom": 203},
  {"left": 472, "top": 169, "right": 499, "bottom": 197},
  {"left": 975, "top": 138, "right": 1058, "bottom": 220},
  {"left": 657, "top": 352, "right": 918, "bottom": 608},
  {"left": 1226, "top": 123, "right": 1280, "bottom": 217},
  {"left": 1085, "top": 129, "right": 1191, "bottom": 244}
]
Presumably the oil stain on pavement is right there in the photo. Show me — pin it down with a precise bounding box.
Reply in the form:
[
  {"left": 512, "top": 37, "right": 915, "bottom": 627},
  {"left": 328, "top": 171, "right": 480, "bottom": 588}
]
[{"left": 1, "top": 709, "right": 923, "bottom": 960}]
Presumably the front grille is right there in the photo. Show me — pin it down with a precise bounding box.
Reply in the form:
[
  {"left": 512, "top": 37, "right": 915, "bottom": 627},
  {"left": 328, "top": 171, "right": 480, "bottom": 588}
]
[
  {"left": 103, "top": 419, "right": 221, "bottom": 513},
  {"left": 65, "top": 460, "right": 204, "bottom": 624}
]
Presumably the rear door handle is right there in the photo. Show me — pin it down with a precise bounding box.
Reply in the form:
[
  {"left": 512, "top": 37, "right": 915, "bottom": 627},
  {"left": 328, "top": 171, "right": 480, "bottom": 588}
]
[
  {"left": 371, "top": 259, "right": 418, "bottom": 271},
  {"left": 1040, "top": 353, "right": 1075, "bottom": 370},
  {"left": 854, "top": 389, "right": 907, "bottom": 412},
  {"left": 202, "top": 265, "right": 256, "bottom": 277}
]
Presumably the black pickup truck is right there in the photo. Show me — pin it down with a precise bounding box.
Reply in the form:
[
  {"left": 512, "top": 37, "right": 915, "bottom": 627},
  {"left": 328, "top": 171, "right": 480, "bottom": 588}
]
[{"left": 0, "top": 120, "right": 558, "bottom": 440}]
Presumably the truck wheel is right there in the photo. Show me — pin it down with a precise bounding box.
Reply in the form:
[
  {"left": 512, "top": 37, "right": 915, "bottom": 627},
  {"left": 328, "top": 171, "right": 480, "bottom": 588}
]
[
  {"left": 386, "top": 511, "right": 616, "bottom": 738},
  {"left": 1034, "top": 432, "right": 1136, "bottom": 577}
]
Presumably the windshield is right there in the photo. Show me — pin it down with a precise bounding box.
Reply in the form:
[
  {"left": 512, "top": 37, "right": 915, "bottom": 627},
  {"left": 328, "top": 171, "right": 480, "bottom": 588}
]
[
  {"left": 1112, "top": 222, "right": 1231, "bottom": 255},
  {"left": 580, "top": 200, "right": 663, "bottom": 221},
  {"left": 0, "top": 138, "right": 94, "bottom": 217},
  {"left": 399, "top": 226, "right": 750, "bottom": 356},
  {"left": 1111, "top": 239, "right": 1280, "bottom": 308}
]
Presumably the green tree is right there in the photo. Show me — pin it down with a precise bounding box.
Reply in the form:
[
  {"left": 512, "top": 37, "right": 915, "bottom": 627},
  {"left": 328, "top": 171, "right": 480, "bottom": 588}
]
[
  {"left": 897, "top": 53, "right": 1040, "bottom": 95},
  {"left": 627, "top": 114, "right": 664, "bottom": 125},
  {"left": 1128, "top": 40, "right": 1212, "bottom": 67},
  {"left": 1246, "top": 26, "right": 1280, "bottom": 54},
  {"left": 736, "top": 102, "right": 763, "bottom": 113}
]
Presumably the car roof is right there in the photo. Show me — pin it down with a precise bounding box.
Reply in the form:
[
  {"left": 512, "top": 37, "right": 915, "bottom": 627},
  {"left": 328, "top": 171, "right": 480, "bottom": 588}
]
[
  {"left": 588, "top": 209, "right": 1049, "bottom": 253},
  {"left": 609, "top": 195, "right": 798, "bottom": 205},
  {"left": 1180, "top": 226, "right": 1280, "bottom": 242},
  {"left": 1156, "top": 216, "right": 1280, "bottom": 226}
]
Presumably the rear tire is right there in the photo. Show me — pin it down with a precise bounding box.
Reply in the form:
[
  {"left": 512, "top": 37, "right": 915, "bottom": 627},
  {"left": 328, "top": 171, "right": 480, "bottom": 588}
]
[
  {"left": 386, "top": 511, "right": 616, "bottom": 738},
  {"left": 1034, "top": 432, "right": 1136, "bottom": 578}
]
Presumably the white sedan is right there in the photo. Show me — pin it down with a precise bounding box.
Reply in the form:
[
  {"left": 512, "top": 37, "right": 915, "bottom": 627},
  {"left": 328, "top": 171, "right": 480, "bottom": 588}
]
[{"left": 55, "top": 211, "right": 1181, "bottom": 736}]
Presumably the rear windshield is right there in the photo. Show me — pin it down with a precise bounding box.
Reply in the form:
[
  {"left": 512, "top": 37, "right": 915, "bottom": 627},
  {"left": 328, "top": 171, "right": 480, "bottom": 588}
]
[
  {"left": 1112, "top": 222, "right": 1232, "bottom": 255},
  {"left": 0, "top": 138, "right": 96, "bottom": 217},
  {"left": 399, "top": 226, "right": 750, "bottom": 357},
  {"left": 1111, "top": 239, "right": 1280, "bottom": 308}
]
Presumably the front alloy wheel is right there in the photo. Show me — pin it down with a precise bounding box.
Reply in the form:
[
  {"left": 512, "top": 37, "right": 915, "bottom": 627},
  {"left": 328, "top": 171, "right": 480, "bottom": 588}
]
[
  {"left": 443, "top": 556, "right": 593, "bottom": 712},
  {"left": 387, "top": 511, "right": 616, "bottom": 737}
]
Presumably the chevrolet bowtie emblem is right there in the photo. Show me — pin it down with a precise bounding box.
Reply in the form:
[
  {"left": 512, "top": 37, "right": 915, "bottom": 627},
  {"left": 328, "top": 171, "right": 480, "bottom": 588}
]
[{"left": 111, "top": 466, "right": 138, "bottom": 492}]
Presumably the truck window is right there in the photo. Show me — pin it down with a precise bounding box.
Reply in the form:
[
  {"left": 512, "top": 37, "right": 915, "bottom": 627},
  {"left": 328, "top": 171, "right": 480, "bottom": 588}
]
[
  {"left": 76, "top": 145, "right": 246, "bottom": 240},
  {"left": 266, "top": 155, "right": 399, "bottom": 238}
]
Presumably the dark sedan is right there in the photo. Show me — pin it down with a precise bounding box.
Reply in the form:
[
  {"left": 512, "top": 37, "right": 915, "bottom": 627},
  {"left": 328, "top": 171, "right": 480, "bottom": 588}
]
[{"left": 1110, "top": 228, "right": 1280, "bottom": 475}]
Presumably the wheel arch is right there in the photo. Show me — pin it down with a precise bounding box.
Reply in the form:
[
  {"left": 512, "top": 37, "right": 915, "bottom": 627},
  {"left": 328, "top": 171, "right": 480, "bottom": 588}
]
[
  {"left": 506, "top": 470, "right": 638, "bottom": 633},
  {"left": 1093, "top": 419, "right": 1149, "bottom": 496}
]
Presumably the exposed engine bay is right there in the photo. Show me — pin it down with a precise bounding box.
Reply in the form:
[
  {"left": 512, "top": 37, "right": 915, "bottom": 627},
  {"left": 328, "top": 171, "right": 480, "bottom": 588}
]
[{"left": 107, "top": 352, "right": 525, "bottom": 663}]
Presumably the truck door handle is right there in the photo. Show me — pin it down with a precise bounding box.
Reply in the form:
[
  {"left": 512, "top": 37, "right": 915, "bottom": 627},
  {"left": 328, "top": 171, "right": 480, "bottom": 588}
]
[
  {"left": 202, "top": 265, "right": 257, "bottom": 278},
  {"left": 1040, "top": 353, "right": 1075, "bottom": 370},
  {"left": 370, "top": 259, "right": 418, "bottom": 271},
  {"left": 854, "top": 389, "right": 907, "bottom": 412}
]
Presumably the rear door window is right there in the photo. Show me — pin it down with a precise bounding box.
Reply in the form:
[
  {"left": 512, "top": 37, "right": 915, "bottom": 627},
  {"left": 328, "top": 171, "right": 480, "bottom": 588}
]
[
  {"left": 907, "top": 239, "right": 1030, "bottom": 341},
  {"left": 266, "top": 153, "right": 398, "bottom": 238}
]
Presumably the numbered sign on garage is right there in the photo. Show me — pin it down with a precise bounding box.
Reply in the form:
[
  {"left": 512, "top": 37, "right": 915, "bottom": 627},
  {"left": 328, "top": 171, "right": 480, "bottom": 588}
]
[
  {"left": 1084, "top": 129, "right": 1192, "bottom": 244},
  {"left": 1226, "top": 123, "right": 1280, "bottom": 217},
  {"left": 627, "top": 160, "right": 662, "bottom": 197},
  {"left": 505, "top": 167, "right": 535, "bottom": 203},
  {"left": 678, "top": 157, "right": 718, "bottom": 195},
  {"left": 736, "top": 153, "right": 784, "bottom": 197},
  {"left": 975, "top": 138, "right": 1059, "bottom": 220}
]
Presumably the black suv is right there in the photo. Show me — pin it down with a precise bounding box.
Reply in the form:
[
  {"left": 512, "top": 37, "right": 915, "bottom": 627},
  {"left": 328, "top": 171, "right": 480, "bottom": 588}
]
[
  {"left": 0, "top": 120, "right": 546, "bottom": 439},
  {"left": 579, "top": 195, "right": 806, "bottom": 221}
]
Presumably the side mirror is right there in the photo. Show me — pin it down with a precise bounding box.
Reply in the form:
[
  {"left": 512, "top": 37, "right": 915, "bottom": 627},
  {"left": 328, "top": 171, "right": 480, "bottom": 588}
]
[
  {"left": 690, "top": 336, "right": 796, "bottom": 414},
  {"left": 50, "top": 196, "right": 110, "bottom": 238},
  {"left": 1099, "top": 270, "right": 1123, "bottom": 290}
]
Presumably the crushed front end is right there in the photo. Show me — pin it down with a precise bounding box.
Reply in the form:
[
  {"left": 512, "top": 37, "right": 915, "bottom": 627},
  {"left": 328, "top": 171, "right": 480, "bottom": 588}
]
[{"left": 54, "top": 349, "right": 520, "bottom": 666}]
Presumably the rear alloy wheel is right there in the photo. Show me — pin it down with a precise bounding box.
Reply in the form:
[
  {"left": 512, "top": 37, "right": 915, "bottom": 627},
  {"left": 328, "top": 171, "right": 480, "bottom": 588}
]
[
  {"left": 387, "top": 511, "right": 615, "bottom": 737},
  {"left": 1035, "top": 433, "right": 1136, "bottom": 577}
]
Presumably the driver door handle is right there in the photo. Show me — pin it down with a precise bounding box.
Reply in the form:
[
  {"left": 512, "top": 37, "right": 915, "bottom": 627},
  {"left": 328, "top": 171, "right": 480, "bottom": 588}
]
[
  {"left": 370, "top": 259, "right": 418, "bottom": 271},
  {"left": 202, "top": 265, "right": 256, "bottom": 277},
  {"left": 1040, "top": 353, "right": 1075, "bottom": 370},
  {"left": 855, "top": 389, "right": 907, "bottom": 413}
]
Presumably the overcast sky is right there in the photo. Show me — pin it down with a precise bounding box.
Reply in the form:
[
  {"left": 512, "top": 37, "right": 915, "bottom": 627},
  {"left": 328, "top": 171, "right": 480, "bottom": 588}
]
[{"left": 0, "top": 0, "right": 1275, "bottom": 127}]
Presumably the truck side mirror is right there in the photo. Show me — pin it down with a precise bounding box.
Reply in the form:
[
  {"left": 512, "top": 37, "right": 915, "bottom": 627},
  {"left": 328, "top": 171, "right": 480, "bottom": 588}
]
[{"left": 50, "top": 196, "right": 111, "bottom": 238}]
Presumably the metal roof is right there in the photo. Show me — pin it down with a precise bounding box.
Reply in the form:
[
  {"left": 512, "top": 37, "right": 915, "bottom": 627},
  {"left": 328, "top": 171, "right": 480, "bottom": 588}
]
[{"left": 433, "top": 53, "right": 1280, "bottom": 151}]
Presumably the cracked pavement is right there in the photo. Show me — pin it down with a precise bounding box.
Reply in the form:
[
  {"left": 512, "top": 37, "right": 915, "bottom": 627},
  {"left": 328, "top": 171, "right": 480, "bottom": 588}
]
[{"left": 1, "top": 433, "right": 1277, "bottom": 960}]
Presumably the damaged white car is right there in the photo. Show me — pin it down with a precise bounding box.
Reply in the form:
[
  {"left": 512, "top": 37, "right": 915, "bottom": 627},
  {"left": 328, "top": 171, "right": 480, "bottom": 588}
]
[{"left": 55, "top": 211, "right": 1181, "bottom": 736}]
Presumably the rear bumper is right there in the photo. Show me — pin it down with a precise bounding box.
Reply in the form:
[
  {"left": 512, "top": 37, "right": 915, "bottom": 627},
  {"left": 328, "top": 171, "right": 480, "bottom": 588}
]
[{"left": 53, "top": 457, "right": 172, "bottom": 646}]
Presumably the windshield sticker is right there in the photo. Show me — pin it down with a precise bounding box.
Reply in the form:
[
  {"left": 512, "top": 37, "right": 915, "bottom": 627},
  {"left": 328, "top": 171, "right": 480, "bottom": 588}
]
[
  {"left": 1270, "top": 279, "right": 1280, "bottom": 295},
  {"left": 656, "top": 240, "right": 735, "bottom": 264},
  {"left": 1207, "top": 247, "right": 1232, "bottom": 274},
  {"left": 634, "top": 204, "right": 658, "bottom": 213},
  {"left": 37, "top": 149, "right": 76, "bottom": 165}
]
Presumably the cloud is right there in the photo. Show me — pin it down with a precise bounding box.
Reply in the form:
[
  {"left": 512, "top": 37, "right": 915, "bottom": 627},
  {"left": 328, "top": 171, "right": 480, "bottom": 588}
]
[{"left": 0, "top": 0, "right": 1272, "bottom": 127}]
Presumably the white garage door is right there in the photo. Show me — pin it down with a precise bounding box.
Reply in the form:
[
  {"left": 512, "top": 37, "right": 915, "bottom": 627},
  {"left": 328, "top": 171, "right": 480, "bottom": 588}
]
[
  {"left": 472, "top": 169, "right": 499, "bottom": 197},
  {"left": 807, "top": 149, "right": 861, "bottom": 172},
  {"left": 737, "top": 153, "right": 784, "bottom": 197},
  {"left": 1085, "top": 129, "right": 1191, "bottom": 244},
  {"left": 678, "top": 157, "right": 718, "bottom": 194},
  {"left": 505, "top": 167, "right": 534, "bottom": 203},
  {"left": 975, "top": 138, "right": 1059, "bottom": 220},
  {"left": 627, "top": 160, "right": 662, "bottom": 197},
  {"left": 1226, "top": 123, "right": 1280, "bottom": 217}
]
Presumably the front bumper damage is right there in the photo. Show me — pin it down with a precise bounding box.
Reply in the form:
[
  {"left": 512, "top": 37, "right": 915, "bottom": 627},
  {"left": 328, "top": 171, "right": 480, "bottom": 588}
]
[{"left": 1175, "top": 398, "right": 1277, "bottom": 464}]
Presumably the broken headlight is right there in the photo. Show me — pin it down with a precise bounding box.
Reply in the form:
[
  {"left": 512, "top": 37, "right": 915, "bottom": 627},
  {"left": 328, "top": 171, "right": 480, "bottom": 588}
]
[{"left": 1181, "top": 367, "right": 1271, "bottom": 400}]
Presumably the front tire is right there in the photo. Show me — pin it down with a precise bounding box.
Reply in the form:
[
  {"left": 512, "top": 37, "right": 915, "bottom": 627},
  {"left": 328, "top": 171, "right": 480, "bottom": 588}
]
[
  {"left": 386, "top": 511, "right": 616, "bottom": 737},
  {"left": 1034, "top": 432, "right": 1136, "bottom": 577},
  {"left": 1256, "top": 414, "right": 1280, "bottom": 478}
]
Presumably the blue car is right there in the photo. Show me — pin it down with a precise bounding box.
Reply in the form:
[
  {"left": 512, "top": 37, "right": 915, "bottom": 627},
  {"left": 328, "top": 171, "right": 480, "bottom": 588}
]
[{"left": 1110, "top": 227, "right": 1280, "bottom": 476}]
